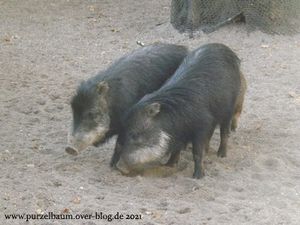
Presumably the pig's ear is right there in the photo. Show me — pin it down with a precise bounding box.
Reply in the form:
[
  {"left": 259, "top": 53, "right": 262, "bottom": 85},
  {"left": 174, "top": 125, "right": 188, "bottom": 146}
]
[
  {"left": 97, "top": 81, "right": 109, "bottom": 95},
  {"left": 146, "top": 102, "right": 161, "bottom": 117}
]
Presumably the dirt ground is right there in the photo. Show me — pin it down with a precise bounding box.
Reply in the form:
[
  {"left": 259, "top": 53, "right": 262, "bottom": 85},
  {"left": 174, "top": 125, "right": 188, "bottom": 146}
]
[{"left": 1, "top": 0, "right": 300, "bottom": 224}]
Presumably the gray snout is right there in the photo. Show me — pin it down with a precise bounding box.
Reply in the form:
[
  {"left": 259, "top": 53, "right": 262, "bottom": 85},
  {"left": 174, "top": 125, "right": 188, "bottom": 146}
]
[{"left": 65, "top": 146, "right": 79, "bottom": 156}]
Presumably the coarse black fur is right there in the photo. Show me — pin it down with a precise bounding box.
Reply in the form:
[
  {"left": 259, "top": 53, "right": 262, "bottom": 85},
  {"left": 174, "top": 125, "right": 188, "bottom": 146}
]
[
  {"left": 71, "top": 43, "right": 188, "bottom": 153},
  {"left": 121, "top": 43, "right": 242, "bottom": 178}
]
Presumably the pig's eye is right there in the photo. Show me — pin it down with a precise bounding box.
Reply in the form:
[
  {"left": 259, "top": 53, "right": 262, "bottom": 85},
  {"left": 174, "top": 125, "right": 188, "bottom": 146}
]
[{"left": 129, "top": 133, "right": 138, "bottom": 140}]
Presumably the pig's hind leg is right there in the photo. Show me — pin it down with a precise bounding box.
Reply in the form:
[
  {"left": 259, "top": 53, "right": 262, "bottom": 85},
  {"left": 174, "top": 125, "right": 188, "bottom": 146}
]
[
  {"left": 217, "top": 120, "right": 231, "bottom": 158},
  {"left": 192, "top": 130, "right": 211, "bottom": 179}
]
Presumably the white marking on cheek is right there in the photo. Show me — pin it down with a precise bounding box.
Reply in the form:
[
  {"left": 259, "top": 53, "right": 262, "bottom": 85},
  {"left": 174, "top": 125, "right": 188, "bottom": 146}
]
[
  {"left": 85, "top": 124, "right": 109, "bottom": 143},
  {"left": 159, "top": 131, "right": 171, "bottom": 149},
  {"left": 70, "top": 124, "right": 109, "bottom": 149},
  {"left": 95, "top": 124, "right": 109, "bottom": 136},
  {"left": 129, "top": 131, "right": 171, "bottom": 165}
]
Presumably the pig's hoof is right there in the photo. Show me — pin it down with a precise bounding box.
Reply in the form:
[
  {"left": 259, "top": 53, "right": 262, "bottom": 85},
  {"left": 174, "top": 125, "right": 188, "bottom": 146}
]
[
  {"left": 217, "top": 149, "right": 226, "bottom": 158},
  {"left": 193, "top": 170, "right": 204, "bottom": 179}
]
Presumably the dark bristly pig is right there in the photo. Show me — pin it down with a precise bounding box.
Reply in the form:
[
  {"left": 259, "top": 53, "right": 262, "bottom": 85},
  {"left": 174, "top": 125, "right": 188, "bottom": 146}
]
[
  {"left": 114, "top": 43, "right": 246, "bottom": 179},
  {"left": 65, "top": 43, "right": 188, "bottom": 163}
]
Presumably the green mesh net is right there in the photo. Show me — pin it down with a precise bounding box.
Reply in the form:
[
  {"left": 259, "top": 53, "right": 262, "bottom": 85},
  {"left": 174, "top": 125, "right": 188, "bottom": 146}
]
[{"left": 171, "top": 0, "right": 300, "bottom": 35}]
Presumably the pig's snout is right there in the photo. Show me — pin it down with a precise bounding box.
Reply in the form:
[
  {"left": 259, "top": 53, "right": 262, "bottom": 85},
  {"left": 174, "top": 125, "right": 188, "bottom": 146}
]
[
  {"left": 66, "top": 132, "right": 86, "bottom": 155},
  {"left": 65, "top": 146, "right": 79, "bottom": 156}
]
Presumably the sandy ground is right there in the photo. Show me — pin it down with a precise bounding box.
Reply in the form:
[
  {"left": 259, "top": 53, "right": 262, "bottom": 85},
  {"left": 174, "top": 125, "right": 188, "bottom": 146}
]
[{"left": 1, "top": 0, "right": 300, "bottom": 224}]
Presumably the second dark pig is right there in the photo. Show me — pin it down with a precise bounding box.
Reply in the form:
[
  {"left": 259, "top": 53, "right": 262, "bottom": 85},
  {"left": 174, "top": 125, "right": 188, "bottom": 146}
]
[{"left": 115, "top": 43, "right": 245, "bottom": 179}]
